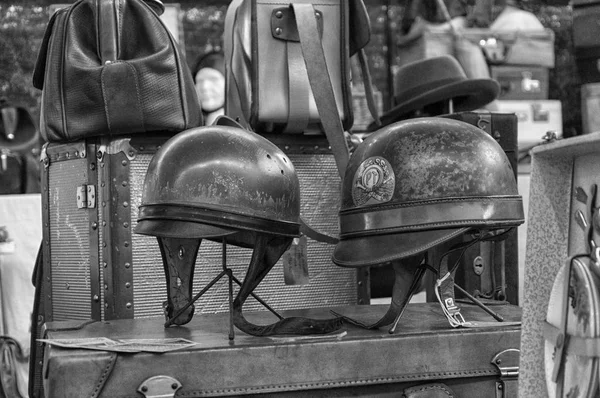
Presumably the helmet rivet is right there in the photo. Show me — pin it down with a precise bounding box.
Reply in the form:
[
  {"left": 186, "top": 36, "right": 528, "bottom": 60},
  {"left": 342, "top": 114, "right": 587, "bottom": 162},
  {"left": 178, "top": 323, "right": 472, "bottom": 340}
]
[
  {"left": 275, "top": 27, "right": 282, "bottom": 35},
  {"left": 178, "top": 246, "right": 185, "bottom": 258}
]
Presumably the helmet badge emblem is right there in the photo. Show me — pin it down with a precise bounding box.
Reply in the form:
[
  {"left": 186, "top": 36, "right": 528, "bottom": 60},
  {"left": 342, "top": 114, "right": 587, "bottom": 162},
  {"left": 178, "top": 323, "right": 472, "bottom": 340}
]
[{"left": 352, "top": 156, "right": 395, "bottom": 207}]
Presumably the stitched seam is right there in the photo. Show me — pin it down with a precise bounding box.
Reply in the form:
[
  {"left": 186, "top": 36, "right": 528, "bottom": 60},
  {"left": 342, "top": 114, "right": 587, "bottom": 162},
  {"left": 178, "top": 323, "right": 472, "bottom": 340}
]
[
  {"left": 123, "top": 61, "right": 145, "bottom": 130},
  {"left": 91, "top": 353, "right": 117, "bottom": 398},
  {"left": 118, "top": 0, "right": 123, "bottom": 52},
  {"left": 409, "top": 384, "right": 455, "bottom": 396},
  {"left": 339, "top": 218, "right": 523, "bottom": 239},
  {"left": 178, "top": 370, "right": 497, "bottom": 396},
  {"left": 100, "top": 68, "right": 111, "bottom": 131}
]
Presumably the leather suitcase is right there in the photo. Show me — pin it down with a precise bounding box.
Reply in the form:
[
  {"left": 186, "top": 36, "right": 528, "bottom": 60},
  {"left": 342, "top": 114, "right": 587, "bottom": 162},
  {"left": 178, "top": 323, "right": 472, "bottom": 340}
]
[
  {"left": 31, "top": 133, "right": 360, "bottom": 397},
  {"left": 576, "top": 47, "right": 600, "bottom": 84},
  {"left": 519, "top": 132, "right": 600, "bottom": 397},
  {"left": 494, "top": 100, "right": 563, "bottom": 150},
  {"left": 441, "top": 112, "right": 519, "bottom": 305},
  {"left": 573, "top": 4, "right": 600, "bottom": 49},
  {"left": 581, "top": 82, "right": 600, "bottom": 135},
  {"left": 41, "top": 303, "right": 522, "bottom": 397}
]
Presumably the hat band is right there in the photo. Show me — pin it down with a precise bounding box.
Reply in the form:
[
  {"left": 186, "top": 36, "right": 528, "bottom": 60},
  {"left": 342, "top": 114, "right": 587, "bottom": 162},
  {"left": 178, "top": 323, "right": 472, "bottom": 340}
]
[
  {"left": 394, "top": 77, "right": 462, "bottom": 106},
  {"left": 339, "top": 196, "right": 524, "bottom": 238},
  {"left": 138, "top": 204, "right": 300, "bottom": 237}
]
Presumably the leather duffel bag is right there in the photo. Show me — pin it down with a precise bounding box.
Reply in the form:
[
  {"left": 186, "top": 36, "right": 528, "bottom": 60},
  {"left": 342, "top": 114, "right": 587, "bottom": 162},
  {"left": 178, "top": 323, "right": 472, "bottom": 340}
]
[{"left": 32, "top": 0, "right": 202, "bottom": 142}]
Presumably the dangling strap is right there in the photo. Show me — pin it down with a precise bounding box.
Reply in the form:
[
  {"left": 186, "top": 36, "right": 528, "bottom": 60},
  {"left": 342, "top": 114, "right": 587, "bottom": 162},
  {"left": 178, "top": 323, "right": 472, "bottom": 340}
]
[
  {"left": 330, "top": 257, "right": 427, "bottom": 330},
  {"left": 293, "top": 3, "right": 349, "bottom": 177},
  {"left": 434, "top": 257, "right": 468, "bottom": 328},
  {"left": 356, "top": 48, "right": 381, "bottom": 128},
  {"left": 232, "top": 234, "right": 343, "bottom": 336}
]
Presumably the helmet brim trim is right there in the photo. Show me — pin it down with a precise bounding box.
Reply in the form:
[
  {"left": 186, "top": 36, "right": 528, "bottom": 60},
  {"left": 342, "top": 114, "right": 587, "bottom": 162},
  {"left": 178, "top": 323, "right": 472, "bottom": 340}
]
[
  {"left": 137, "top": 204, "right": 300, "bottom": 238},
  {"left": 332, "top": 227, "right": 469, "bottom": 268},
  {"left": 134, "top": 219, "right": 238, "bottom": 239}
]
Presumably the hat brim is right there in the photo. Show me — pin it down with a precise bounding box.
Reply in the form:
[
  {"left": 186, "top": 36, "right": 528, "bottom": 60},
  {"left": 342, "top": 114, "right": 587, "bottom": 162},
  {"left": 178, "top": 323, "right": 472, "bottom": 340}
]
[
  {"left": 368, "top": 79, "right": 499, "bottom": 131},
  {"left": 332, "top": 227, "right": 469, "bottom": 268},
  {"left": 134, "top": 219, "right": 237, "bottom": 239}
]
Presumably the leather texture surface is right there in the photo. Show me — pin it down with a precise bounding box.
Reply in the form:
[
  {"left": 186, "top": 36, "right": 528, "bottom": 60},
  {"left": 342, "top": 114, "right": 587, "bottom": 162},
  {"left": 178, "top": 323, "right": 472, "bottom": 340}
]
[
  {"left": 42, "top": 303, "right": 521, "bottom": 397},
  {"left": 33, "top": 0, "right": 201, "bottom": 142},
  {"left": 225, "top": 0, "right": 360, "bottom": 134}
]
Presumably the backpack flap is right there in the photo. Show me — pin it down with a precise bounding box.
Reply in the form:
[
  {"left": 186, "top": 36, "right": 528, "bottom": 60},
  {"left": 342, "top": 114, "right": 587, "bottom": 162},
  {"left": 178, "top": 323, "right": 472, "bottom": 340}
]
[{"left": 253, "top": 0, "right": 352, "bottom": 134}]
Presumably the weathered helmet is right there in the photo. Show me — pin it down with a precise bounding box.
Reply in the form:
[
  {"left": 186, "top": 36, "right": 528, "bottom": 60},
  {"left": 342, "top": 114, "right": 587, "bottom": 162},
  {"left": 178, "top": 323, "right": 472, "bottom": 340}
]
[
  {"left": 136, "top": 124, "right": 300, "bottom": 241},
  {"left": 332, "top": 117, "right": 524, "bottom": 330},
  {"left": 333, "top": 117, "right": 524, "bottom": 267},
  {"left": 136, "top": 121, "right": 342, "bottom": 335}
]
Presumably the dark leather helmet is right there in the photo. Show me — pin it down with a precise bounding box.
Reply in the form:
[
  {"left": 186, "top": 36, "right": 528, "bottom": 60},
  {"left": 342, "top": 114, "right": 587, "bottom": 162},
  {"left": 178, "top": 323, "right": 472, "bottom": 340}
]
[
  {"left": 332, "top": 117, "right": 524, "bottom": 331},
  {"left": 333, "top": 117, "right": 524, "bottom": 267},
  {"left": 136, "top": 122, "right": 342, "bottom": 336},
  {"left": 135, "top": 124, "right": 300, "bottom": 240}
]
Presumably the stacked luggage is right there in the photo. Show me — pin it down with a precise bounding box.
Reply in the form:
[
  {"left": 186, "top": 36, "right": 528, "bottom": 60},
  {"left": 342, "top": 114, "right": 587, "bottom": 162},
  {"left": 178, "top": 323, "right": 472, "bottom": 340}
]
[{"left": 31, "top": 1, "right": 525, "bottom": 397}]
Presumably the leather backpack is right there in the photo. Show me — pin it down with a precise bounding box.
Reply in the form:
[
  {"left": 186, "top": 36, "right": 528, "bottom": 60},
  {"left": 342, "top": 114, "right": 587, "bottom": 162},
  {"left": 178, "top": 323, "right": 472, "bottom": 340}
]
[{"left": 224, "top": 0, "right": 380, "bottom": 177}]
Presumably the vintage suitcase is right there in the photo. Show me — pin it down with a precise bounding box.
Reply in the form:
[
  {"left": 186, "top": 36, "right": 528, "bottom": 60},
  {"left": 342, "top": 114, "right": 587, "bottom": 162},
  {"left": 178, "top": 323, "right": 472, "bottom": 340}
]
[
  {"left": 519, "top": 132, "right": 600, "bottom": 397},
  {"left": 581, "top": 82, "right": 600, "bottom": 135},
  {"left": 573, "top": 4, "right": 600, "bottom": 49},
  {"left": 0, "top": 153, "right": 27, "bottom": 194},
  {"left": 576, "top": 47, "right": 600, "bottom": 84},
  {"left": 441, "top": 112, "right": 520, "bottom": 305},
  {"left": 490, "top": 65, "right": 549, "bottom": 101},
  {"left": 31, "top": 133, "right": 361, "bottom": 397},
  {"left": 494, "top": 100, "right": 562, "bottom": 150},
  {"left": 40, "top": 302, "right": 522, "bottom": 397}
]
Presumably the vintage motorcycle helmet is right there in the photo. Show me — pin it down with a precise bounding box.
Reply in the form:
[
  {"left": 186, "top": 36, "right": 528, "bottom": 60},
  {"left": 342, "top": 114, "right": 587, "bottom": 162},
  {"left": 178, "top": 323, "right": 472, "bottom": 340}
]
[
  {"left": 136, "top": 120, "right": 342, "bottom": 336},
  {"left": 332, "top": 117, "right": 525, "bottom": 329}
]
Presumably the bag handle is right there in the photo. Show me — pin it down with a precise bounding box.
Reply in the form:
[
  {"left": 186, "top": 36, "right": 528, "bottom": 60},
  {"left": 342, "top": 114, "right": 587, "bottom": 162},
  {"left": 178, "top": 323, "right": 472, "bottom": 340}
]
[{"left": 98, "top": 0, "right": 119, "bottom": 63}]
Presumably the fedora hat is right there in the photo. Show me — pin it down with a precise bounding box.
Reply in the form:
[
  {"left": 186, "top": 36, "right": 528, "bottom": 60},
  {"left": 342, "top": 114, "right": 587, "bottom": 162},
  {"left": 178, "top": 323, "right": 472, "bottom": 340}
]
[{"left": 368, "top": 55, "right": 499, "bottom": 131}]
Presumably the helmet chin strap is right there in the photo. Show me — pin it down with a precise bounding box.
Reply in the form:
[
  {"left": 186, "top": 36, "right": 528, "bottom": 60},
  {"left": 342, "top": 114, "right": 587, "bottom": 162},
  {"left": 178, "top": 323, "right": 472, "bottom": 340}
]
[
  {"left": 333, "top": 231, "right": 519, "bottom": 333},
  {"left": 331, "top": 255, "right": 427, "bottom": 331},
  {"left": 232, "top": 234, "right": 344, "bottom": 336}
]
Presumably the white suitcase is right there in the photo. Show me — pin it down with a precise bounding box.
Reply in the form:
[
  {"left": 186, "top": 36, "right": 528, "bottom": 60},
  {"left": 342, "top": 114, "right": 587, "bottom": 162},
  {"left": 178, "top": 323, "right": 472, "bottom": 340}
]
[{"left": 495, "top": 100, "right": 562, "bottom": 150}]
